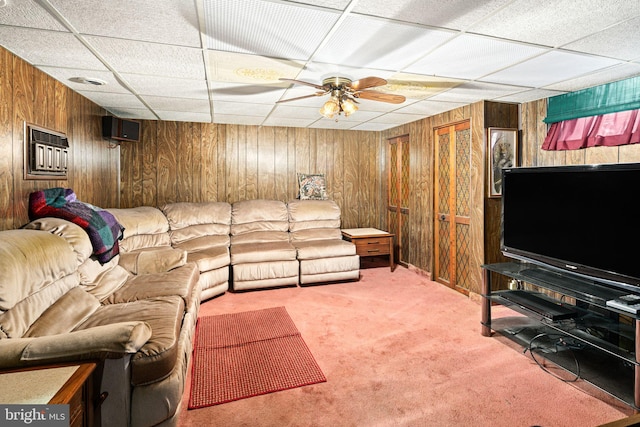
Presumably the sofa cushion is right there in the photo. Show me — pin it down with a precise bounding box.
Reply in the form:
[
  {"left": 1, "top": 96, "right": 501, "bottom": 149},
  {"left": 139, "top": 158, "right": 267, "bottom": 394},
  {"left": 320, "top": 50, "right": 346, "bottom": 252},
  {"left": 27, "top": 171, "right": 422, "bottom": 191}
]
[
  {"left": 173, "top": 235, "right": 229, "bottom": 252},
  {"left": 24, "top": 287, "right": 100, "bottom": 337},
  {"left": 170, "top": 225, "right": 231, "bottom": 246},
  {"left": 108, "top": 207, "right": 171, "bottom": 254},
  {"left": 118, "top": 247, "right": 187, "bottom": 275},
  {"left": 186, "top": 246, "right": 230, "bottom": 272},
  {"left": 108, "top": 207, "right": 169, "bottom": 240},
  {"left": 231, "top": 200, "right": 289, "bottom": 235},
  {"left": 0, "top": 229, "right": 79, "bottom": 313},
  {"left": 290, "top": 228, "right": 343, "bottom": 242},
  {"left": 162, "top": 201, "right": 231, "bottom": 242},
  {"left": 104, "top": 263, "right": 199, "bottom": 310},
  {"left": 294, "top": 239, "right": 356, "bottom": 260},
  {"left": 24, "top": 218, "right": 93, "bottom": 264},
  {"left": 77, "top": 295, "right": 185, "bottom": 386},
  {"left": 230, "top": 242, "right": 297, "bottom": 264},
  {"left": 0, "top": 274, "right": 78, "bottom": 339},
  {"left": 119, "top": 233, "right": 171, "bottom": 252},
  {"left": 233, "top": 260, "right": 299, "bottom": 283},
  {"left": 287, "top": 200, "right": 340, "bottom": 228},
  {"left": 77, "top": 257, "right": 130, "bottom": 301},
  {"left": 230, "top": 230, "right": 290, "bottom": 246}
]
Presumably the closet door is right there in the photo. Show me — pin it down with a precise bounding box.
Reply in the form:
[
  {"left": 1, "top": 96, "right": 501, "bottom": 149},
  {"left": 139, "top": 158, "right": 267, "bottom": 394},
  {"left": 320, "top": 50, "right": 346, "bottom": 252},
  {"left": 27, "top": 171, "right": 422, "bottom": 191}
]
[
  {"left": 387, "top": 135, "right": 409, "bottom": 266},
  {"left": 434, "top": 122, "right": 471, "bottom": 292}
]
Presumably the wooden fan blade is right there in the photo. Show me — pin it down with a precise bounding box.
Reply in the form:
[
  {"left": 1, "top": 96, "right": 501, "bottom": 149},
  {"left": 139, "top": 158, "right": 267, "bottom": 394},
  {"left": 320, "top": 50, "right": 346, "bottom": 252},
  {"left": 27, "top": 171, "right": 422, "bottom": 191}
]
[
  {"left": 350, "top": 76, "right": 387, "bottom": 90},
  {"left": 277, "top": 91, "right": 327, "bottom": 103},
  {"left": 355, "top": 90, "right": 406, "bottom": 104},
  {"left": 279, "top": 78, "right": 326, "bottom": 90}
]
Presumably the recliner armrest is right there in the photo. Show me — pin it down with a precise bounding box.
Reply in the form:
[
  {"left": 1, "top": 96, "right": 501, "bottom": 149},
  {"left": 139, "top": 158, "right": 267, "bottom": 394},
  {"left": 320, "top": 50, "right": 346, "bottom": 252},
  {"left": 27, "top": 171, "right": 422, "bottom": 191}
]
[{"left": 0, "top": 321, "right": 152, "bottom": 369}]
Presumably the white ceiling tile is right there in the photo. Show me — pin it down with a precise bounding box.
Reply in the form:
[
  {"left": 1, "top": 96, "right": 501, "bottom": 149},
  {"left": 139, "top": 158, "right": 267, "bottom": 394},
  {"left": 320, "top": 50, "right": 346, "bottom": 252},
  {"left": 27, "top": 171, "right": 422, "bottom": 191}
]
[
  {"left": 156, "top": 111, "right": 212, "bottom": 122},
  {"left": 105, "top": 107, "right": 157, "bottom": 120},
  {"left": 122, "top": 74, "right": 209, "bottom": 99},
  {"left": 282, "top": 0, "right": 351, "bottom": 11},
  {"left": 214, "top": 114, "right": 265, "bottom": 125},
  {"left": 381, "top": 73, "right": 466, "bottom": 100},
  {"left": 394, "top": 100, "right": 468, "bottom": 116},
  {"left": 353, "top": 0, "right": 513, "bottom": 30},
  {"left": 270, "top": 104, "right": 322, "bottom": 120},
  {"left": 203, "top": 0, "right": 340, "bottom": 60},
  {"left": 38, "top": 67, "right": 129, "bottom": 93},
  {"left": 208, "top": 50, "right": 304, "bottom": 83},
  {"left": 405, "top": 34, "right": 547, "bottom": 80},
  {"left": 142, "top": 96, "right": 210, "bottom": 113},
  {"left": 369, "top": 112, "right": 425, "bottom": 125},
  {"left": 0, "top": 27, "right": 106, "bottom": 69},
  {"left": 350, "top": 122, "right": 395, "bottom": 131},
  {"left": 297, "top": 62, "right": 396, "bottom": 84},
  {"left": 311, "top": 119, "right": 357, "bottom": 129},
  {"left": 495, "top": 88, "right": 566, "bottom": 103},
  {"left": 213, "top": 101, "right": 274, "bottom": 116},
  {"left": 86, "top": 36, "right": 205, "bottom": 79},
  {"left": 78, "top": 91, "right": 147, "bottom": 109},
  {"left": 211, "top": 82, "right": 287, "bottom": 103},
  {"left": 262, "top": 117, "right": 316, "bottom": 127},
  {"left": 468, "top": 0, "right": 636, "bottom": 47},
  {"left": 0, "top": 0, "right": 66, "bottom": 30},
  {"left": 48, "top": 0, "right": 201, "bottom": 47},
  {"left": 428, "top": 81, "right": 525, "bottom": 103},
  {"left": 313, "top": 14, "right": 456, "bottom": 71},
  {"left": 481, "top": 50, "right": 622, "bottom": 87},
  {"left": 543, "top": 63, "right": 640, "bottom": 92},
  {"left": 562, "top": 16, "right": 640, "bottom": 61}
]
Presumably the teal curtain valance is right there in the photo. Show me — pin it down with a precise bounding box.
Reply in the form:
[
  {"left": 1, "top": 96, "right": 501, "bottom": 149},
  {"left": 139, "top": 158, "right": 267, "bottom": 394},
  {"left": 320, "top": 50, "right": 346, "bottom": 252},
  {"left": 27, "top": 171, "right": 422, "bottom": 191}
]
[{"left": 544, "top": 75, "right": 640, "bottom": 124}]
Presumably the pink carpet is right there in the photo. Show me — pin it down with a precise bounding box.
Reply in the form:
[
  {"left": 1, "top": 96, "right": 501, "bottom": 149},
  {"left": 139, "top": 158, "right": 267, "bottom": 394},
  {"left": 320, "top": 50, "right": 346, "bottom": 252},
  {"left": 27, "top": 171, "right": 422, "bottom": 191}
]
[
  {"left": 188, "top": 307, "right": 326, "bottom": 409},
  {"left": 179, "top": 264, "right": 631, "bottom": 426}
]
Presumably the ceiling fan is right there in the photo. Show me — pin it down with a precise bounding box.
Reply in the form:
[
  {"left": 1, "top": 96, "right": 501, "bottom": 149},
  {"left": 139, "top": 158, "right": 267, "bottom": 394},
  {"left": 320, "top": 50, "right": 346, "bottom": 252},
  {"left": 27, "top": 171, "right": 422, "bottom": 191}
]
[{"left": 277, "top": 76, "right": 406, "bottom": 119}]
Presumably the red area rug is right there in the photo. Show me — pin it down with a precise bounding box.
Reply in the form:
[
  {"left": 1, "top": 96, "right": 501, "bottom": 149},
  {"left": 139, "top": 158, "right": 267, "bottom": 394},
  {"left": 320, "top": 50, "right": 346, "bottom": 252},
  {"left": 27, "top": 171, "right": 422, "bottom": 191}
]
[{"left": 188, "top": 306, "right": 326, "bottom": 409}]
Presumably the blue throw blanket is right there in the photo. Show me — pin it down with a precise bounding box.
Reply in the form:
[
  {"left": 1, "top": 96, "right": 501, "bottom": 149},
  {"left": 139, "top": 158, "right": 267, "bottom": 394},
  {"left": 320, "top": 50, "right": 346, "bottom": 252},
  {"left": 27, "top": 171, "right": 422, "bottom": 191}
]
[{"left": 28, "top": 188, "right": 124, "bottom": 263}]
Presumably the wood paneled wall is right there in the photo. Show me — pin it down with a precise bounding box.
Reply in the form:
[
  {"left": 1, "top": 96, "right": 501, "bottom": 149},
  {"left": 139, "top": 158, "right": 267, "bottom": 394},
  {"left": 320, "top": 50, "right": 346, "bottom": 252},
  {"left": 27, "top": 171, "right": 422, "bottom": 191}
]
[
  {"left": 0, "top": 46, "right": 120, "bottom": 231},
  {"left": 119, "top": 121, "right": 384, "bottom": 229}
]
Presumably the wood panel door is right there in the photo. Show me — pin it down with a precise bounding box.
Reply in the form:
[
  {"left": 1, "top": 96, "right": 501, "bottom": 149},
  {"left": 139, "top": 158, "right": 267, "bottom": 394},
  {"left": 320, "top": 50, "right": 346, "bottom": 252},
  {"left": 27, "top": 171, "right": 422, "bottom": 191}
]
[
  {"left": 387, "top": 135, "right": 409, "bottom": 266},
  {"left": 434, "top": 122, "right": 471, "bottom": 293}
]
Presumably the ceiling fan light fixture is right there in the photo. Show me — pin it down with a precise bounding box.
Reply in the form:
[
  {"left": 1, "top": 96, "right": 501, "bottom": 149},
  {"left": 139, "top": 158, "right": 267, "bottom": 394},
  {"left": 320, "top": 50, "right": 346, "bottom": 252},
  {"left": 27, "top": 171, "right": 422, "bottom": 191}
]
[
  {"left": 320, "top": 97, "right": 340, "bottom": 118},
  {"left": 341, "top": 98, "right": 358, "bottom": 117}
]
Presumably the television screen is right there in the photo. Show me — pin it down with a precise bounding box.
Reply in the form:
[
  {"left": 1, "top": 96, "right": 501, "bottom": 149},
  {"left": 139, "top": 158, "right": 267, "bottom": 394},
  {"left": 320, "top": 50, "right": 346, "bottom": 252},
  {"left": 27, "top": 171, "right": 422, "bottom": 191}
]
[{"left": 501, "top": 163, "right": 640, "bottom": 292}]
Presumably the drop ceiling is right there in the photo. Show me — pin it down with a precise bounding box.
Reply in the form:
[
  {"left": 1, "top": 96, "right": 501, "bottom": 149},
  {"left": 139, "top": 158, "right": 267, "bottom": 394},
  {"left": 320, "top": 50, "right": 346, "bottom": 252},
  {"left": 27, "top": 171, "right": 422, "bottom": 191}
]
[{"left": 1, "top": 0, "right": 639, "bottom": 131}]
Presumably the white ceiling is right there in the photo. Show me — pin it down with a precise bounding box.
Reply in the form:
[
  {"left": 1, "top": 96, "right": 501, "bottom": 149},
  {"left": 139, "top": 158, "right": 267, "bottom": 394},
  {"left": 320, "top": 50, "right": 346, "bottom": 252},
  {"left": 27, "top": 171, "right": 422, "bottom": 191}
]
[{"left": 1, "top": 0, "right": 640, "bottom": 131}]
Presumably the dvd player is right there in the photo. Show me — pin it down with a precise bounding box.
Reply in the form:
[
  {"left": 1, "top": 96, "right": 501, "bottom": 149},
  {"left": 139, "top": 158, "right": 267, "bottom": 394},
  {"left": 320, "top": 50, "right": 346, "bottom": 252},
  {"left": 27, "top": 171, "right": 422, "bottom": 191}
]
[{"left": 499, "top": 290, "right": 577, "bottom": 321}]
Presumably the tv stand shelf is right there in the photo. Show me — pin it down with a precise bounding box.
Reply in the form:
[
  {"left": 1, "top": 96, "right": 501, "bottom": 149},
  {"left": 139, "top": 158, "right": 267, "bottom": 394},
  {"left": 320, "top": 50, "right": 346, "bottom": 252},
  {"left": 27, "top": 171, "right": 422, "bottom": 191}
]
[{"left": 482, "top": 262, "right": 640, "bottom": 410}]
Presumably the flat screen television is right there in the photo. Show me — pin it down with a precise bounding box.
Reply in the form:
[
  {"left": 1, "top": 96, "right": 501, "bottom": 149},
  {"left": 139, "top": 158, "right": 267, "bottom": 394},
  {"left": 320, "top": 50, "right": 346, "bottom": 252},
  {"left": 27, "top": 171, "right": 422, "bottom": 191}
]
[{"left": 501, "top": 162, "right": 640, "bottom": 293}]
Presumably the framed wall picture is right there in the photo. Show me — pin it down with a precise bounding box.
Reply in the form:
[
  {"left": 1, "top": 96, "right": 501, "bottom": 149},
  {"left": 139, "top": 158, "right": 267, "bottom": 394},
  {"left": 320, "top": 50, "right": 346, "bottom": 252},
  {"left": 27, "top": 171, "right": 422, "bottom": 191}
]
[{"left": 487, "top": 128, "right": 517, "bottom": 197}]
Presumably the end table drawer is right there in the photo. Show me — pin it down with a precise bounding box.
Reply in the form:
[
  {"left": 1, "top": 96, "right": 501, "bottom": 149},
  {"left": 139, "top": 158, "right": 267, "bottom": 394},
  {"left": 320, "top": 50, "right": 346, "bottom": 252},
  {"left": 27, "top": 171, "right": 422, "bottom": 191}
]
[{"left": 354, "top": 239, "right": 390, "bottom": 256}]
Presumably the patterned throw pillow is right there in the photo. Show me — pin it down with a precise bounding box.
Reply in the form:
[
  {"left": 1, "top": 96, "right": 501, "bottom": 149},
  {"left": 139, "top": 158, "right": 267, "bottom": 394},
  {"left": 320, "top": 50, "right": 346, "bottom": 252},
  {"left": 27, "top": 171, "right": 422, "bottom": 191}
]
[{"left": 298, "top": 174, "right": 328, "bottom": 200}]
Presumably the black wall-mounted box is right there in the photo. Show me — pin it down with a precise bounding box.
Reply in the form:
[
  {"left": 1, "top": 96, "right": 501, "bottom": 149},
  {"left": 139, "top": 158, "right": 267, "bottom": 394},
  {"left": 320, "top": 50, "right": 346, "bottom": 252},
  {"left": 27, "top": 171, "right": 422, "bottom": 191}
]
[{"left": 102, "top": 116, "right": 141, "bottom": 142}]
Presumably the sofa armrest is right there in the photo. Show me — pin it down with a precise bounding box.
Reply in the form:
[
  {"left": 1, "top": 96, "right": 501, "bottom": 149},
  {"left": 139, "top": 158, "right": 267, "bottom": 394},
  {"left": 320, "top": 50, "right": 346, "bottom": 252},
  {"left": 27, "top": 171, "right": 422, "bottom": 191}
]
[{"left": 0, "top": 321, "right": 152, "bottom": 369}]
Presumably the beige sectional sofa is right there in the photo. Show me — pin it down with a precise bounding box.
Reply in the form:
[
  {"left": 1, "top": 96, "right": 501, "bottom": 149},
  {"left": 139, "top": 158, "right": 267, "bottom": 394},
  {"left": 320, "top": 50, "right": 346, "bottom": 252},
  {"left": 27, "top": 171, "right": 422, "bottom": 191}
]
[{"left": 0, "top": 197, "right": 358, "bottom": 427}]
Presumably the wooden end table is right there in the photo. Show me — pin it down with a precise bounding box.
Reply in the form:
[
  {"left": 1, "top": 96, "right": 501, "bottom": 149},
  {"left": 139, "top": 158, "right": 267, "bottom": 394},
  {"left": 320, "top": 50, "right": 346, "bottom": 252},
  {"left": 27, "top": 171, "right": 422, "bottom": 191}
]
[
  {"left": 341, "top": 228, "right": 395, "bottom": 272},
  {"left": 0, "top": 362, "right": 99, "bottom": 427}
]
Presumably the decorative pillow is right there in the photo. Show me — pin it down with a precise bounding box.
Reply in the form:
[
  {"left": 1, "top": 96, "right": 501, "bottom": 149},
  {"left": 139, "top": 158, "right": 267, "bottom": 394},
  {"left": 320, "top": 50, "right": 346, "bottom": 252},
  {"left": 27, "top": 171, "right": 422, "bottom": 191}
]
[{"left": 298, "top": 174, "right": 328, "bottom": 200}]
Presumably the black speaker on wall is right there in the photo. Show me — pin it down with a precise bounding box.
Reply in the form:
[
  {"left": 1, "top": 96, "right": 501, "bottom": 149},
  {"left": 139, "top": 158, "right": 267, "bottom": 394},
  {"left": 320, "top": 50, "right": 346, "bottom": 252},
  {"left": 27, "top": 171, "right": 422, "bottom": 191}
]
[{"left": 102, "top": 116, "right": 141, "bottom": 142}]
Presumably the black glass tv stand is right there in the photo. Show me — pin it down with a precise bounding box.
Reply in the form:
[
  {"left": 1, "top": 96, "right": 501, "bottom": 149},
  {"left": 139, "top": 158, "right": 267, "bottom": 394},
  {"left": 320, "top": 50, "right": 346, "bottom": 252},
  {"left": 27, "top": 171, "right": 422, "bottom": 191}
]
[{"left": 481, "top": 262, "right": 640, "bottom": 410}]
